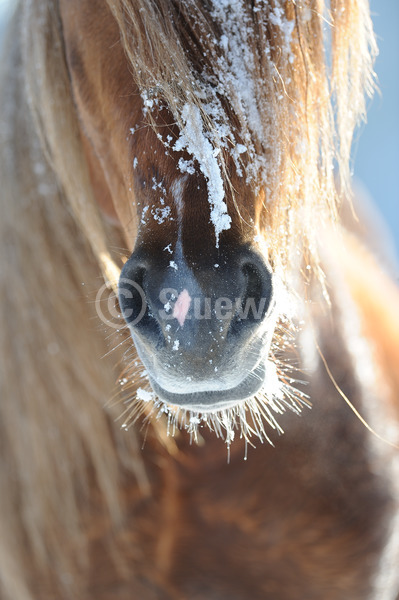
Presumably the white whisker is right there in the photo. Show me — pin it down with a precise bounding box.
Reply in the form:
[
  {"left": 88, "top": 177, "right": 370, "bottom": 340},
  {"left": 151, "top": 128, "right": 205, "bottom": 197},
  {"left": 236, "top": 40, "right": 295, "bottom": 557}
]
[{"left": 114, "top": 313, "right": 310, "bottom": 455}]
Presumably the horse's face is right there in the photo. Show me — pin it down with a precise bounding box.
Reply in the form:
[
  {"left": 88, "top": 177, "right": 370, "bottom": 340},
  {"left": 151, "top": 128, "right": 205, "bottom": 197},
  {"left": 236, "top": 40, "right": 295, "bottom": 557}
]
[{"left": 60, "top": 0, "right": 277, "bottom": 412}]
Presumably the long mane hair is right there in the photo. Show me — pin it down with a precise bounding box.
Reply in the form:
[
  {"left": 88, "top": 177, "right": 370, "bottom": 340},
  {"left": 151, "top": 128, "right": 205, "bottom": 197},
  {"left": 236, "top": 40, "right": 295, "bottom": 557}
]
[{"left": 0, "top": 1, "right": 378, "bottom": 598}]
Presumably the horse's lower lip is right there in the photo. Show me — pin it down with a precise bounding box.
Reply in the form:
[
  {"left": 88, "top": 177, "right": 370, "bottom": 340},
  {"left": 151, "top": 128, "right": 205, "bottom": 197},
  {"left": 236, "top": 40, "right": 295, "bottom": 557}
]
[{"left": 148, "top": 363, "right": 266, "bottom": 412}]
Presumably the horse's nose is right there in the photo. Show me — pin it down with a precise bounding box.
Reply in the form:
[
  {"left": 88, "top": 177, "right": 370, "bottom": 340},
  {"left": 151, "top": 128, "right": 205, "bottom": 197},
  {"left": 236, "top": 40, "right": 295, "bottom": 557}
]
[{"left": 118, "top": 246, "right": 274, "bottom": 349}]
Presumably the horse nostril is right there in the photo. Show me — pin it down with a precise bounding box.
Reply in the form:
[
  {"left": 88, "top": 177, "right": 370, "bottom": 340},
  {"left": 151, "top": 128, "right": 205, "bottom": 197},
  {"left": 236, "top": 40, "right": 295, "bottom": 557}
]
[
  {"left": 229, "top": 257, "right": 273, "bottom": 336},
  {"left": 119, "top": 246, "right": 273, "bottom": 348},
  {"left": 118, "top": 266, "right": 147, "bottom": 326},
  {"left": 118, "top": 263, "right": 162, "bottom": 344},
  {"left": 243, "top": 263, "right": 262, "bottom": 311}
]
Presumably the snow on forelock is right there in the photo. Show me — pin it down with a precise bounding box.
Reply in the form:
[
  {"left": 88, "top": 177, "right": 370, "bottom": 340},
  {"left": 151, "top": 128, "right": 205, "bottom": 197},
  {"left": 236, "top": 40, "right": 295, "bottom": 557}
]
[
  {"left": 174, "top": 103, "right": 231, "bottom": 247},
  {"left": 269, "top": 6, "right": 295, "bottom": 61},
  {"left": 204, "top": 0, "right": 270, "bottom": 186},
  {"left": 212, "top": 4, "right": 262, "bottom": 138},
  {"left": 141, "top": 90, "right": 160, "bottom": 115},
  {"left": 135, "top": 1, "right": 297, "bottom": 246}
]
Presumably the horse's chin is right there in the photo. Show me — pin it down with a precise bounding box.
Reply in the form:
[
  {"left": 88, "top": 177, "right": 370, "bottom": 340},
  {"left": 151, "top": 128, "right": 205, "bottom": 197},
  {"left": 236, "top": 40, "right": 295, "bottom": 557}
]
[{"left": 148, "top": 363, "right": 266, "bottom": 413}]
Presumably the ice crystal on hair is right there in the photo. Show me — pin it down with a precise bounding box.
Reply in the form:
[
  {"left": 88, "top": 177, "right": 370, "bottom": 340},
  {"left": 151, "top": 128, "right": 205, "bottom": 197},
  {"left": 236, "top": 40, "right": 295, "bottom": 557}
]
[
  {"left": 119, "top": 306, "right": 309, "bottom": 453},
  {"left": 174, "top": 103, "right": 231, "bottom": 247}
]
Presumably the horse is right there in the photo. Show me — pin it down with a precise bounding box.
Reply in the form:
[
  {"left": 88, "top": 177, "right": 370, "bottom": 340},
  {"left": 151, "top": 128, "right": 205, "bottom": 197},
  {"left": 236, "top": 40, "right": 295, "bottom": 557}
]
[{"left": 1, "top": 0, "right": 399, "bottom": 598}]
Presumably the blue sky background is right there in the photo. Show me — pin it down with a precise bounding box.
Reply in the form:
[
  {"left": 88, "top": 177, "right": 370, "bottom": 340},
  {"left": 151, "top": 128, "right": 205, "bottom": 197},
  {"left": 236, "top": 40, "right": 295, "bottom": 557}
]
[
  {"left": 1, "top": 0, "right": 397, "bottom": 257},
  {"left": 353, "top": 0, "right": 399, "bottom": 259}
]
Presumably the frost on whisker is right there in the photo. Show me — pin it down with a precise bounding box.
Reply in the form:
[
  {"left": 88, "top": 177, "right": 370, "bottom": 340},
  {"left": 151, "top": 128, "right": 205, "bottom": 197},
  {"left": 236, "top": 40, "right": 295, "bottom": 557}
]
[
  {"left": 136, "top": 388, "right": 154, "bottom": 403},
  {"left": 117, "top": 316, "right": 310, "bottom": 455}
]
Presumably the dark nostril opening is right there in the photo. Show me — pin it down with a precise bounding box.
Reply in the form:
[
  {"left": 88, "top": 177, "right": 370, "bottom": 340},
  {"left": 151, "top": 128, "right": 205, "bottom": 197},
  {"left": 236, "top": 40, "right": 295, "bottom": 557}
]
[
  {"left": 229, "top": 259, "right": 273, "bottom": 337},
  {"left": 118, "top": 267, "right": 146, "bottom": 325},
  {"left": 242, "top": 263, "right": 263, "bottom": 313},
  {"left": 118, "top": 264, "right": 163, "bottom": 345}
]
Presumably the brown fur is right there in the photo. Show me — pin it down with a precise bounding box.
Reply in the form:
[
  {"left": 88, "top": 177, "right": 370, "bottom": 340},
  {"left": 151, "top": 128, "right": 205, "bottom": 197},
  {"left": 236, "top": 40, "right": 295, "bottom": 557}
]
[{"left": 0, "top": 1, "right": 398, "bottom": 599}]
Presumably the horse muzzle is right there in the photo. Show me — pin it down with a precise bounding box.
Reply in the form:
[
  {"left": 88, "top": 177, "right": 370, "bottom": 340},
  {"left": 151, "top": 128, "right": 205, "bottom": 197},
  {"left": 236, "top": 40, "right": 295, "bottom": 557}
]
[{"left": 118, "top": 245, "right": 276, "bottom": 411}]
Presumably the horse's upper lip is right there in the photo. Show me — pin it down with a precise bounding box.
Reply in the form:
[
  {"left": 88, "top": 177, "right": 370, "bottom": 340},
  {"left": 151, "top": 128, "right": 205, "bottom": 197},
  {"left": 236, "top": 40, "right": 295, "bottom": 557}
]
[{"left": 148, "top": 362, "right": 266, "bottom": 412}]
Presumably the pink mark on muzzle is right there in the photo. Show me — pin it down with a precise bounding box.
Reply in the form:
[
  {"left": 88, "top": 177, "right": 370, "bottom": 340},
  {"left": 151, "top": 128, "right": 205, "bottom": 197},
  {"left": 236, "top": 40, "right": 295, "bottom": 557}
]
[{"left": 173, "top": 289, "right": 192, "bottom": 327}]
